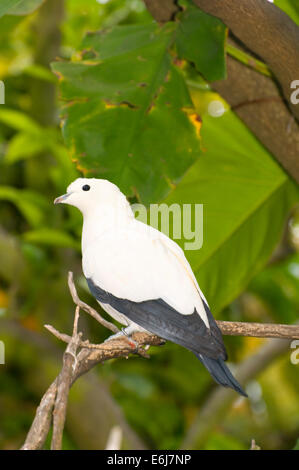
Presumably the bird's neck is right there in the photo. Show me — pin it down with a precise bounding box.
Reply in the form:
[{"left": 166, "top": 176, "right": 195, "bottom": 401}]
[{"left": 81, "top": 202, "right": 134, "bottom": 252}]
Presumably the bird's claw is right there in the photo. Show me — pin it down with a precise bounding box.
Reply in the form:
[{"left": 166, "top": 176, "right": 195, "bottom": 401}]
[
  {"left": 121, "top": 328, "right": 139, "bottom": 350},
  {"left": 105, "top": 328, "right": 139, "bottom": 351}
]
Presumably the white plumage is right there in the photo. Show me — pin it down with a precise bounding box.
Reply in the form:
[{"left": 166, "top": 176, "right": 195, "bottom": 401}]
[
  {"left": 83, "top": 219, "right": 209, "bottom": 323},
  {"left": 54, "top": 177, "right": 247, "bottom": 396}
]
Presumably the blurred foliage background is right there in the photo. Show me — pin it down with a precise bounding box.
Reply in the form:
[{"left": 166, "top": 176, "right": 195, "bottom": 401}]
[{"left": 0, "top": 0, "right": 298, "bottom": 450}]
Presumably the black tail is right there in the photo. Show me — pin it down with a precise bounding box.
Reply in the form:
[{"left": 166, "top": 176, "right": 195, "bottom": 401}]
[{"left": 196, "top": 353, "right": 247, "bottom": 397}]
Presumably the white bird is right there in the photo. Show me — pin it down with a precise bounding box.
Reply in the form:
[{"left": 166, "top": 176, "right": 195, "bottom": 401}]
[{"left": 55, "top": 178, "right": 247, "bottom": 396}]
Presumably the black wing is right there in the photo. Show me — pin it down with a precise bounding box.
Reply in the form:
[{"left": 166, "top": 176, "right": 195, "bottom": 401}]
[{"left": 87, "top": 278, "right": 227, "bottom": 361}]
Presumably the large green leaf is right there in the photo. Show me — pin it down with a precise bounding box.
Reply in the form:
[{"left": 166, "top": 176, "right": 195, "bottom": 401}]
[
  {"left": 53, "top": 12, "right": 229, "bottom": 203},
  {"left": 163, "top": 110, "right": 298, "bottom": 313},
  {"left": 176, "top": 2, "right": 227, "bottom": 81},
  {"left": 52, "top": 23, "right": 202, "bottom": 204},
  {"left": 52, "top": 15, "right": 297, "bottom": 316}
]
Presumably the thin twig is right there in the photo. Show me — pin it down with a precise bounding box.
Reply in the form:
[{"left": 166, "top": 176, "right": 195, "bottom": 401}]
[
  {"left": 44, "top": 324, "right": 73, "bottom": 344},
  {"left": 67, "top": 271, "right": 119, "bottom": 334},
  {"left": 44, "top": 323, "right": 151, "bottom": 358},
  {"left": 72, "top": 305, "right": 80, "bottom": 336}
]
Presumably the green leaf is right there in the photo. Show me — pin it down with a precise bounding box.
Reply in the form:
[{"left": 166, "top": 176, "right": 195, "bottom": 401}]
[
  {"left": 52, "top": 14, "right": 297, "bottom": 317},
  {"left": 0, "top": 108, "right": 42, "bottom": 134},
  {"left": 163, "top": 110, "right": 298, "bottom": 313},
  {"left": 0, "top": 0, "right": 44, "bottom": 17},
  {"left": 5, "top": 131, "right": 47, "bottom": 163},
  {"left": 23, "top": 228, "right": 80, "bottom": 250},
  {"left": 4, "top": 127, "right": 65, "bottom": 165},
  {"left": 0, "top": 186, "right": 48, "bottom": 227},
  {"left": 176, "top": 2, "right": 227, "bottom": 81},
  {"left": 0, "top": 110, "right": 76, "bottom": 172},
  {"left": 52, "top": 23, "right": 202, "bottom": 204}
]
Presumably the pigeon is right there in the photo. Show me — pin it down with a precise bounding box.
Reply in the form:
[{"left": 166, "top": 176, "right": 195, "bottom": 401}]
[{"left": 54, "top": 177, "right": 247, "bottom": 396}]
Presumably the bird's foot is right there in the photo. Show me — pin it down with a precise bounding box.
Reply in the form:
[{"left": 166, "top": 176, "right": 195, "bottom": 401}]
[
  {"left": 104, "top": 326, "right": 138, "bottom": 350},
  {"left": 120, "top": 327, "right": 139, "bottom": 349}
]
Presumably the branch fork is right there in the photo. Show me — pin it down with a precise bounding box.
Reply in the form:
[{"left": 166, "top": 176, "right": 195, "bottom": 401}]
[{"left": 21, "top": 271, "right": 299, "bottom": 450}]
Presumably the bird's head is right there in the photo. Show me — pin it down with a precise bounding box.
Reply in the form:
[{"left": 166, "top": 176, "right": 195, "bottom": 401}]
[{"left": 54, "top": 178, "right": 130, "bottom": 216}]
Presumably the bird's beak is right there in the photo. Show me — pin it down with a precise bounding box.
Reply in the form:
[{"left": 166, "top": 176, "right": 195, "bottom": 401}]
[{"left": 54, "top": 193, "right": 70, "bottom": 205}]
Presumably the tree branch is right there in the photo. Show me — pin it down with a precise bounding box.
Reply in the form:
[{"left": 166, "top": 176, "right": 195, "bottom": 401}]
[
  {"left": 51, "top": 307, "right": 81, "bottom": 450},
  {"left": 21, "top": 380, "right": 57, "bottom": 450},
  {"left": 143, "top": 0, "right": 299, "bottom": 183},
  {"left": 212, "top": 43, "right": 299, "bottom": 184},
  {"left": 143, "top": 0, "right": 180, "bottom": 22},
  {"left": 67, "top": 272, "right": 119, "bottom": 334},
  {"left": 21, "top": 272, "right": 299, "bottom": 450},
  {"left": 192, "top": 0, "right": 299, "bottom": 122},
  {"left": 217, "top": 319, "right": 299, "bottom": 340}
]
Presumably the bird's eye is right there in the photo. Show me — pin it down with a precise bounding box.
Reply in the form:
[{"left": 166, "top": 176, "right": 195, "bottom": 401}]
[{"left": 82, "top": 184, "right": 90, "bottom": 191}]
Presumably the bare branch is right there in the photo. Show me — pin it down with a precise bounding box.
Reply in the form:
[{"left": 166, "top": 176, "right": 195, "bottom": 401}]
[
  {"left": 21, "top": 272, "right": 299, "bottom": 450},
  {"left": 44, "top": 324, "right": 73, "bottom": 344},
  {"left": 51, "top": 307, "right": 82, "bottom": 450},
  {"left": 143, "top": 0, "right": 179, "bottom": 23},
  {"left": 21, "top": 379, "right": 57, "bottom": 450},
  {"left": 67, "top": 272, "right": 299, "bottom": 341},
  {"left": 217, "top": 320, "right": 299, "bottom": 340},
  {"left": 45, "top": 323, "right": 152, "bottom": 358},
  {"left": 192, "top": 0, "right": 299, "bottom": 123},
  {"left": 212, "top": 46, "right": 299, "bottom": 184},
  {"left": 67, "top": 271, "right": 119, "bottom": 334},
  {"left": 143, "top": 0, "right": 299, "bottom": 183}
]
